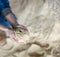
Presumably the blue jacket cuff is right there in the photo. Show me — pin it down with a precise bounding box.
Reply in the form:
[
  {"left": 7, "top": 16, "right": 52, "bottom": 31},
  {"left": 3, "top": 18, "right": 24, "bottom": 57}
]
[{"left": 2, "top": 8, "right": 12, "bottom": 16}]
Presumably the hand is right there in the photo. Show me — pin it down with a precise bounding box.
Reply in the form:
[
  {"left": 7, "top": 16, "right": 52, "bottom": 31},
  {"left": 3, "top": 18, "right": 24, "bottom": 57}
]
[
  {"left": 6, "top": 29, "right": 27, "bottom": 44},
  {"left": 16, "top": 24, "right": 28, "bottom": 32},
  {"left": 6, "top": 29, "right": 18, "bottom": 42}
]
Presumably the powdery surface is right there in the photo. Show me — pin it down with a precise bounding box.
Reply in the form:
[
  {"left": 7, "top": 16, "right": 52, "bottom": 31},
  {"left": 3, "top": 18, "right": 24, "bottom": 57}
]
[{"left": 0, "top": 0, "right": 60, "bottom": 57}]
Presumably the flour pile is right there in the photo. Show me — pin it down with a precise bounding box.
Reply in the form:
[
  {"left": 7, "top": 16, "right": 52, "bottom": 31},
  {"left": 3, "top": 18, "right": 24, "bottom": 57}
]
[{"left": 0, "top": 0, "right": 60, "bottom": 57}]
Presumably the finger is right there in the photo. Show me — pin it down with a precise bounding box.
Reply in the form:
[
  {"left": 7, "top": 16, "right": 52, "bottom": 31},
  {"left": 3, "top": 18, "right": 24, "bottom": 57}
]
[{"left": 17, "top": 25, "right": 28, "bottom": 31}]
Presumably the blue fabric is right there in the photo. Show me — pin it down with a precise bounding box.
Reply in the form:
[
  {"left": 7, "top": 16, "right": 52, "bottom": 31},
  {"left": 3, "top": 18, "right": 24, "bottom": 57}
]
[
  {"left": 0, "top": 0, "right": 10, "bottom": 14},
  {"left": 0, "top": 16, "right": 12, "bottom": 28},
  {"left": 2, "top": 0, "right": 10, "bottom": 8},
  {"left": 0, "top": 0, "right": 16, "bottom": 28}
]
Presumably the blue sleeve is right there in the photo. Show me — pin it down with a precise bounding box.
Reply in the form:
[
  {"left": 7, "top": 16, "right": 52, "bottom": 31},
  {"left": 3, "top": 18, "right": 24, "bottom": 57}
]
[
  {"left": 2, "top": 0, "right": 10, "bottom": 8},
  {"left": 0, "top": 0, "right": 12, "bottom": 16},
  {"left": 0, "top": 0, "right": 5, "bottom": 12}
]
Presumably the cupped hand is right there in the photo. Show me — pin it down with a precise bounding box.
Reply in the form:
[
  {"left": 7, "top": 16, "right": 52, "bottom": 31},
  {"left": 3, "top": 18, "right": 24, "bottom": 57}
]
[{"left": 6, "top": 29, "right": 27, "bottom": 44}]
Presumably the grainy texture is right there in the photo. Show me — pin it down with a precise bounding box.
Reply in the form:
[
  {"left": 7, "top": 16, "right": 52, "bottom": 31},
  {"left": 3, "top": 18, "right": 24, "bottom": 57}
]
[{"left": 0, "top": 0, "right": 60, "bottom": 57}]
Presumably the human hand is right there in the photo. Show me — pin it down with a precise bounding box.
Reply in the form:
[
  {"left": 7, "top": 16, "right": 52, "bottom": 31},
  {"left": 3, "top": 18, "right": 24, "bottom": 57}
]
[
  {"left": 6, "top": 29, "right": 18, "bottom": 42},
  {"left": 6, "top": 29, "right": 27, "bottom": 44},
  {"left": 16, "top": 24, "right": 28, "bottom": 32}
]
